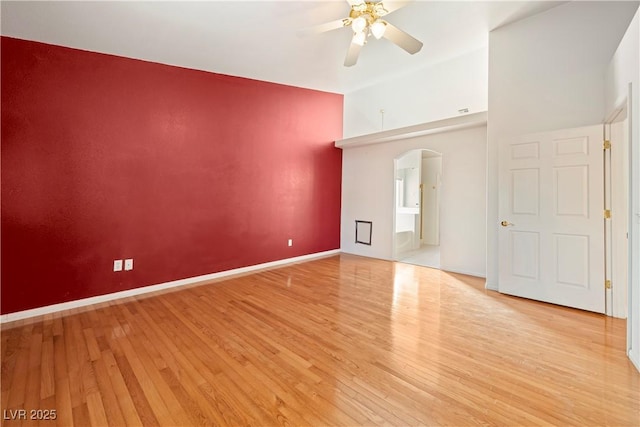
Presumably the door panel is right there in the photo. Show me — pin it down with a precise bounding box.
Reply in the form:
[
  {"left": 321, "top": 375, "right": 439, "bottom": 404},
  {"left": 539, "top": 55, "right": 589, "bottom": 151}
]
[
  {"left": 499, "top": 125, "right": 604, "bottom": 313},
  {"left": 554, "top": 166, "right": 588, "bottom": 216},
  {"left": 553, "top": 233, "right": 589, "bottom": 287},
  {"left": 510, "top": 231, "right": 539, "bottom": 279},
  {"left": 512, "top": 169, "right": 539, "bottom": 215}
]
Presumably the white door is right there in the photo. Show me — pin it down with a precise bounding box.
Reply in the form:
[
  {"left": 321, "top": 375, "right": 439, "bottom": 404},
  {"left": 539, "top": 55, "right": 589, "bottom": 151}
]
[{"left": 498, "top": 125, "right": 605, "bottom": 313}]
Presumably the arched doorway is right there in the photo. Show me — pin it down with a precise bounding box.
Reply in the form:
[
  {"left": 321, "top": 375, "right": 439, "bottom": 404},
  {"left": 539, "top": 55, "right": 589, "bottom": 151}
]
[{"left": 393, "top": 149, "right": 442, "bottom": 268}]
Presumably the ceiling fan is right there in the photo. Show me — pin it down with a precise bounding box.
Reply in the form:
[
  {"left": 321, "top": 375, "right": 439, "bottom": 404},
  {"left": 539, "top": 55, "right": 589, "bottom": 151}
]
[{"left": 304, "top": 0, "right": 423, "bottom": 67}]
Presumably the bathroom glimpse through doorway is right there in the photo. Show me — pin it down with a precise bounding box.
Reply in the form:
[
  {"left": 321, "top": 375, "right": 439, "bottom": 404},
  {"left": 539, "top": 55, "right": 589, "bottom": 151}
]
[{"left": 393, "top": 149, "right": 442, "bottom": 269}]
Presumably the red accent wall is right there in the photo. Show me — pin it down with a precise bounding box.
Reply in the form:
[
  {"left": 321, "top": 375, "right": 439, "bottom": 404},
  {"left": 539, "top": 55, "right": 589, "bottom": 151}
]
[{"left": 1, "top": 37, "right": 343, "bottom": 314}]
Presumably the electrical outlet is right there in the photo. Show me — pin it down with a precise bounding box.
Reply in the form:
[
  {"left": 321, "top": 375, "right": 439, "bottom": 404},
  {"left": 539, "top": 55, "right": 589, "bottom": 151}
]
[
  {"left": 113, "top": 260, "right": 123, "bottom": 272},
  {"left": 124, "top": 259, "right": 133, "bottom": 271},
  {"left": 288, "top": 239, "right": 293, "bottom": 247}
]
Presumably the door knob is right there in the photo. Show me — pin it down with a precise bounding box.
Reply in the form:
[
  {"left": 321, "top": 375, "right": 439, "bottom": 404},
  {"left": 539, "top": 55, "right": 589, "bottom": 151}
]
[{"left": 500, "top": 220, "right": 514, "bottom": 227}]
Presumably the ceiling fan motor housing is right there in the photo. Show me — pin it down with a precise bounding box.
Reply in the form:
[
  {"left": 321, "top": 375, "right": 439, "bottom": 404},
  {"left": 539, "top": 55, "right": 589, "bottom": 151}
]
[{"left": 348, "top": 1, "right": 389, "bottom": 30}]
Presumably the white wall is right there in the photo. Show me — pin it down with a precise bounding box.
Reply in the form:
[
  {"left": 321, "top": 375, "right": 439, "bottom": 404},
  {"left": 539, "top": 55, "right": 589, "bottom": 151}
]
[
  {"left": 605, "top": 11, "right": 639, "bottom": 116},
  {"left": 343, "top": 48, "right": 488, "bottom": 139},
  {"left": 341, "top": 125, "right": 486, "bottom": 277},
  {"left": 604, "top": 9, "right": 640, "bottom": 370},
  {"left": 486, "top": 1, "right": 639, "bottom": 289},
  {"left": 422, "top": 156, "right": 442, "bottom": 246}
]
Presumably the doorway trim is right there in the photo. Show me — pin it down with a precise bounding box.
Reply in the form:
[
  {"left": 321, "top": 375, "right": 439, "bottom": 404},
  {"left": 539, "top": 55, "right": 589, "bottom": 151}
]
[{"left": 604, "top": 101, "right": 629, "bottom": 319}]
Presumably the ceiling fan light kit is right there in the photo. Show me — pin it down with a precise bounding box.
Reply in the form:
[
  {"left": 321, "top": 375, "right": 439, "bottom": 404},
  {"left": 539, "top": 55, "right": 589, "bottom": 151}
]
[
  {"left": 347, "top": 1, "right": 388, "bottom": 49},
  {"left": 351, "top": 16, "right": 368, "bottom": 34},
  {"left": 310, "top": 0, "right": 424, "bottom": 67},
  {"left": 353, "top": 31, "right": 367, "bottom": 46},
  {"left": 370, "top": 20, "right": 387, "bottom": 39}
]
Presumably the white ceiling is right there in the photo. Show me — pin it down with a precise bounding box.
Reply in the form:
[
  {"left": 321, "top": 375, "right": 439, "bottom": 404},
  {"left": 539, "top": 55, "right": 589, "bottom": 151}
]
[{"left": 1, "top": 1, "right": 565, "bottom": 94}]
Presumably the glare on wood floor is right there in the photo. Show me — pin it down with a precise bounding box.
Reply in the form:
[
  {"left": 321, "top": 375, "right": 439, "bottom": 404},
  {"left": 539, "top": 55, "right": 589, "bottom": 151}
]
[{"left": 1, "top": 254, "right": 639, "bottom": 426}]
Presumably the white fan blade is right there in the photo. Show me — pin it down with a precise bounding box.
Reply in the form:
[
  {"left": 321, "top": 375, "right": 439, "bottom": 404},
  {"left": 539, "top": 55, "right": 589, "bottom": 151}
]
[
  {"left": 344, "top": 41, "right": 363, "bottom": 67},
  {"left": 377, "top": 0, "right": 412, "bottom": 16},
  {"left": 298, "top": 18, "right": 351, "bottom": 37},
  {"left": 383, "top": 22, "right": 423, "bottom": 54}
]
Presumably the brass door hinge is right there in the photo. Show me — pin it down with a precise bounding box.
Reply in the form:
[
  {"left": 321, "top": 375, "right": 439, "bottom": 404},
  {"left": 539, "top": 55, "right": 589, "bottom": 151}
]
[
  {"left": 603, "top": 140, "right": 611, "bottom": 150},
  {"left": 604, "top": 209, "right": 611, "bottom": 219},
  {"left": 605, "top": 280, "right": 612, "bottom": 289}
]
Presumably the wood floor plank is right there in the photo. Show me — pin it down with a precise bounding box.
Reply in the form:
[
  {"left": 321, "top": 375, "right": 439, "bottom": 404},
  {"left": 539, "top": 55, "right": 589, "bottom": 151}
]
[
  {"left": 6, "top": 325, "right": 34, "bottom": 412},
  {"left": 40, "top": 337, "right": 55, "bottom": 401},
  {"left": 1, "top": 327, "right": 23, "bottom": 413},
  {"left": 54, "top": 377, "right": 74, "bottom": 427},
  {"left": 71, "top": 402, "right": 91, "bottom": 427},
  {"left": 110, "top": 321, "right": 180, "bottom": 426},
  {"left": 91, "top": 356, "right": 127, "bottom": 427},
  {"left": 112, "top": 351, "right": 160, "bottom": 426},
  {"left": 2, "top": 254, "right": 639, "bottom": 426},
  {"left": 63, "top": 316, "right": 83, "bottom": 410},
  {"left": 85, "top": 392, "right": 109, "bottom": 427},
  {"left": 23, "top": 328, "right": 43, "bottom": 426},
  {"left": 100, "top": 350, "right": 143, "bottom": 427}
]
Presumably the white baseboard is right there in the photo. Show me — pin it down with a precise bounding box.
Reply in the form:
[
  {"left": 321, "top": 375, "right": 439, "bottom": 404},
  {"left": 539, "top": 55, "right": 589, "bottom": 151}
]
[
  {"left": 630, "top": 349, "right": 640, "bottom": 373},
  {"left": 1, "top": 249, "right": 341, "bottom": 324},
  {"left": 339, "top": 251, "right": 487, "bottom": 279},
  {"left": 485, "top": 282, "right": 499, "bottom": 291},
  {"left": 440, "top": 266, "right": 486, "bottom": 279}
]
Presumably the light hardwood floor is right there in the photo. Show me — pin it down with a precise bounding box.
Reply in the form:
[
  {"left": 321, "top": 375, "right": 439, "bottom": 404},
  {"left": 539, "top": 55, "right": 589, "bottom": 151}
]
[{"left": 1, "top": 254, "right": 639, "bottom": 426}]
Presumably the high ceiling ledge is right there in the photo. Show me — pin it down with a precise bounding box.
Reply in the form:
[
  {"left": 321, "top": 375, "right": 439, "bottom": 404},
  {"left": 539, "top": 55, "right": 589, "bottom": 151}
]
[{"left": 335, "top": 111, "right": 487, "bottom": 149}]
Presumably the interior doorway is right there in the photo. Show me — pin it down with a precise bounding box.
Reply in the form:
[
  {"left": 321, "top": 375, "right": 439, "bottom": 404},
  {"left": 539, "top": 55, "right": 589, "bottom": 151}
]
[{"left": 393, "top": 149, "right": 442, "bottom": 268}]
